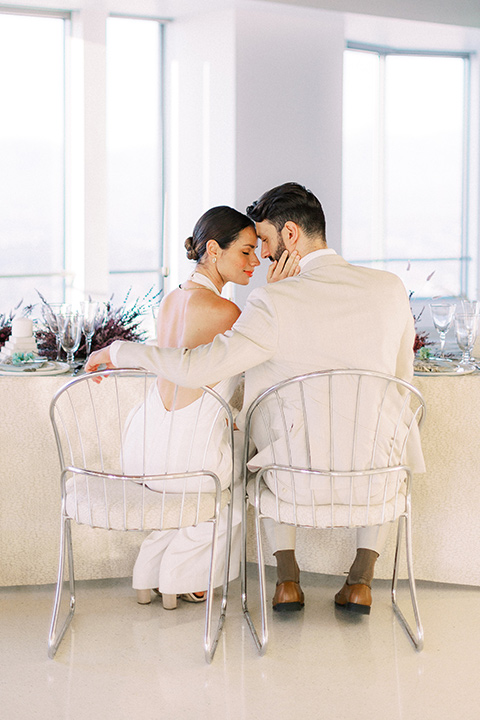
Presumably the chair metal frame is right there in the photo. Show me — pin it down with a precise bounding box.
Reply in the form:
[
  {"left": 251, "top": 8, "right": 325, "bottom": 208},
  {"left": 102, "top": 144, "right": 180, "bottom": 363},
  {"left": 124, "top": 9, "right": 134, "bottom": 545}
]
[
  {"left": 240, "top": 369, "right": 426, "bottom": 655},
  {"left": 48, "top": 368, "right": 235, "bottom": 663}
]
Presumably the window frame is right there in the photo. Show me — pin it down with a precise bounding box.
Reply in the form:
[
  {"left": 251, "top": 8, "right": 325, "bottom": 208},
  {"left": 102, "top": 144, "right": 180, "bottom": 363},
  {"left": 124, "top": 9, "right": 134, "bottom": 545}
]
[
  {"left": 0, "top": 7, "right": 168, "bottom": 308},
  {"left": 0, "top": 7, "right": 71, "bottom": 301},
  {"left": 107, "top": 13, "right": 167, "bottom": 297},
  {"left": 343, "top": 41, "right": 472, "bottom": 298}
]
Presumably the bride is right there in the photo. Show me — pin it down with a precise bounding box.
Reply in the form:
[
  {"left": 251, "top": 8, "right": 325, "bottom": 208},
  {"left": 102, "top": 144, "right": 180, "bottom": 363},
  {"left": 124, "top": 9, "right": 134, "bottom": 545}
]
[{"left": 123, "top": 205, "right": 299, "bottom": 609}]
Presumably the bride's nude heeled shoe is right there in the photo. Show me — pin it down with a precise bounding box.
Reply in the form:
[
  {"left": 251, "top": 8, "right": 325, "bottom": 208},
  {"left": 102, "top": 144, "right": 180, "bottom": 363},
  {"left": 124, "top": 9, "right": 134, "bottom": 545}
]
[
  {"left": 161, "top": 594, "right": 177, "bottom": 610},
  {"left": 136, "top": 588, "right": 177, "bottom": 609},
  {"left": 136, "top": 589, "right": 152, "bottom": 605}
]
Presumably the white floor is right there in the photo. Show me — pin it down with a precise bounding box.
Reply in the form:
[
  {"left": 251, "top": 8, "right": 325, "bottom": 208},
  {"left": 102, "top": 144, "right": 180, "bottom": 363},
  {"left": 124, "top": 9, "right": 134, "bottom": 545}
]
[{"left": 1, "top": 567, "right": 479, "bottom": 720}]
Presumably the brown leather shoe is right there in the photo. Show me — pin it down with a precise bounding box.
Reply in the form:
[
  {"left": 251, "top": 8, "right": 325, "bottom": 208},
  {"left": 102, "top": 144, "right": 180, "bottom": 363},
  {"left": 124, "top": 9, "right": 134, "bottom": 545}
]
[
  {"left": 334, "top": 581, "right": 372, "bottom": 615},
  {"left": 272, "top": 581, "right": 305, "bottom": 612}
]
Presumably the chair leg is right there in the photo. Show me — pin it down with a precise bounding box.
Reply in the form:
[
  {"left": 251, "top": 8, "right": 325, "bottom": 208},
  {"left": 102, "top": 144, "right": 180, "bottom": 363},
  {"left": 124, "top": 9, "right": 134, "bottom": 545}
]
[
  {"left": 220, "top": 487, "right": 235, "bottom": 620},
  {"left": 204, "top": 493, "right": 233, "bottom": 664},
  {"left": 241, "top": 495, "right": 268, "bottom": 655},
  {"left": 240, "top": 494, "right": 249, "bottom": 623},
  {"left": 48, "top": 516, "right": 76, "bottom": 659},
  {"left": 391, "top": 512, "right": 424, "bottom": 651}
]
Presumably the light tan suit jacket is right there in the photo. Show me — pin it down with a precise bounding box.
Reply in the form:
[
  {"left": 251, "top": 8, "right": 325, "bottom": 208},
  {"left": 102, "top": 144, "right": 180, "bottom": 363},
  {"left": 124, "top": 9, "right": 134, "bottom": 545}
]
[{"left": 111, "top": 253, "right": 425, "bottom": 482}]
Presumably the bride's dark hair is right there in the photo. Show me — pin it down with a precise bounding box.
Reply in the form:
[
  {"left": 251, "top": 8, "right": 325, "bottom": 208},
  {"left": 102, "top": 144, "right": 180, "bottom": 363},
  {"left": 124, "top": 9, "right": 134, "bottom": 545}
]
[{"left": 185, "top": 206, "right": 255, "bottom": 262}]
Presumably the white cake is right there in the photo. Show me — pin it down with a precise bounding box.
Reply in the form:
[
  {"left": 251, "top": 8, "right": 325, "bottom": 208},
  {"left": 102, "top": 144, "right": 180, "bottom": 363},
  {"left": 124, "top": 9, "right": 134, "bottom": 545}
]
[{"left": 0, "top": 318, "right": 38, "bottom": 361}]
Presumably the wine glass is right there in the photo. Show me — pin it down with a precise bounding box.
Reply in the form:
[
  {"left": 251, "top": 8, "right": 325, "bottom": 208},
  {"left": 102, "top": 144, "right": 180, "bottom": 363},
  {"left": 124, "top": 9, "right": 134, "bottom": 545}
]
[
  {"left": 40, "top": 302, "right": 65, "bottom": 360},
  {"left": 462, "top": 300, "right": 480, "bottom": 316},
  {"left": 429, "top": 302, "right": 456, "bottom": 357},
  {"left": 455, "top": 313, "right": 479, "bottom": 370},
  {"left": 57, "top": 311, "right": 84, "bottom": 366},
  {"left": 462, "top": 301, "right": 480, "bottom": 360},
  {"left": 81, "top": 301, "right": 103, "bottom": 358}
]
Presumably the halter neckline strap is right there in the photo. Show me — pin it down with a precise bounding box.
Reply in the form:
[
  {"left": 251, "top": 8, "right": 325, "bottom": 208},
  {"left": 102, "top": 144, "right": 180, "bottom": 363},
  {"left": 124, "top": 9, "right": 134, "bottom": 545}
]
[{"left": 183, "top": 271, "right": 222, "bottom": 296}]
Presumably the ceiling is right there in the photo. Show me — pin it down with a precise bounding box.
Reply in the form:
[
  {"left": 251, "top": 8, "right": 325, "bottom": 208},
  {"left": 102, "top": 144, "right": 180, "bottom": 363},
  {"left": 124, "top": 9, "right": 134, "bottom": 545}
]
[{"left": 1, "top": 0, "right": 480, "bottom": 28}]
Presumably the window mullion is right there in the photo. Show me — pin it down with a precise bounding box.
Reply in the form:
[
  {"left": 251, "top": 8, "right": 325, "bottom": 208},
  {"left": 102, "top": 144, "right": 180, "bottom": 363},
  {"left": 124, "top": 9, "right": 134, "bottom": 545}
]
[
  {"left": 461, "top": 57, "right": 471, "bottom": 297},
  {"left": 159, "top": 22, "right": 167, "bottom": 282},
  {"left": 373, "top": 53, "right": 386, "bottom": 266}
]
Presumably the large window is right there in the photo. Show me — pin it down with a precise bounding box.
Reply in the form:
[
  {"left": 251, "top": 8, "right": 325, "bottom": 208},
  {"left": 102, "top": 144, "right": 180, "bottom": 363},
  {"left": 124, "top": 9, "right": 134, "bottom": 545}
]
[
  {"left": 0, "top": 11, "right": 66, "bottom": 309},
  {"left": 0, "top": 10, "right": 166, "bottom": 314},
  {"left": 106, "top": 16, "right": 165, "bottom": 303},
  {"left": 342, "top": 45, "right": 470, "bottom": 297}
]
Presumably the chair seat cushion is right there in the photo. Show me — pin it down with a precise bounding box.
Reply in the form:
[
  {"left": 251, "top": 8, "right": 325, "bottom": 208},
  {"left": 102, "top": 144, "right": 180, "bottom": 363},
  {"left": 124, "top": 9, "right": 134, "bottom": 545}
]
[
  {"left": 65, "top": 475, "right": 230, "bottom": 531},
  {"left": 248, "top": 478, "right": 407, "bottom": 528}
]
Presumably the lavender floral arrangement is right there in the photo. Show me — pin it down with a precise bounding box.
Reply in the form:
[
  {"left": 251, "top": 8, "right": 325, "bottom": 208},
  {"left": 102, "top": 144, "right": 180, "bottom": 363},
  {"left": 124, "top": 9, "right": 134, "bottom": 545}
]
[
  {"left": 410, "top": 294, "right": 432, "bottom": 353},
  {"left": 0, "top": 314, "right": 13, "bottom": 349},
  {"left": 0, "top": 289, "right": 161, "bottom": 360},
  {"left": 36, "top": 288, "right": 161, "bottom": 360},
  {"left": 407, "top": 264, "right": 434, "bottom": 353}
]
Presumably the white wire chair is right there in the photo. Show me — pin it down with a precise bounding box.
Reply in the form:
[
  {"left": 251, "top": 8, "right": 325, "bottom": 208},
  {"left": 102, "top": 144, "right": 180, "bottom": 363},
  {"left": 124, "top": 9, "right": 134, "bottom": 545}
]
[
  {"left": 48, "top": 368, "right": 235, "bottom": 663},
  {"left": 240, "top": 369, "right": 426, "bottom": 655}
]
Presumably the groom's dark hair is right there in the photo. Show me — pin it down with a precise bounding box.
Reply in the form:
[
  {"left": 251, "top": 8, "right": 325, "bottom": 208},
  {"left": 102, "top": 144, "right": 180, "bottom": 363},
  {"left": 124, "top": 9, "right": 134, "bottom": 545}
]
[{"left": 246, "top": 182, "right": 326, "bottom": 240}]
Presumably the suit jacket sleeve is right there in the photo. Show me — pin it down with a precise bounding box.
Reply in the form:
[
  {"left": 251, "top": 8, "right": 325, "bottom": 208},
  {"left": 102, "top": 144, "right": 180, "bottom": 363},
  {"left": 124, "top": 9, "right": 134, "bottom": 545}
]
[{"left": 110, "top": 287, "right": 278, "bottom": 387}]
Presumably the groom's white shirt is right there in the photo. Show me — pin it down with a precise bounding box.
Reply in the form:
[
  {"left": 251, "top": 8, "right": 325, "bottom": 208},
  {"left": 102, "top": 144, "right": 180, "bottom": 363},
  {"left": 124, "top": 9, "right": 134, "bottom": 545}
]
[{"left": 111, "top": 251, "right": 424, "bottom": 473}]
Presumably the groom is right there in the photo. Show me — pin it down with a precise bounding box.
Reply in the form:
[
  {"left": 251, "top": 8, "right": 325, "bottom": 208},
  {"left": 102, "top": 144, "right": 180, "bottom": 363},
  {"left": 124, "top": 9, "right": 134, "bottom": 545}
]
[{"left": 86, "top": 182, "right": 424, "bottom": 614}]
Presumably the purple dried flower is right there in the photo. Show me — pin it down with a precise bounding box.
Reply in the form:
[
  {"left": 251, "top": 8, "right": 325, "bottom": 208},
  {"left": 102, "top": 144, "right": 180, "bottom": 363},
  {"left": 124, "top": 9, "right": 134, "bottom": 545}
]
[{"left": 35, "top": 287, "right": 162, "bottom": 359}]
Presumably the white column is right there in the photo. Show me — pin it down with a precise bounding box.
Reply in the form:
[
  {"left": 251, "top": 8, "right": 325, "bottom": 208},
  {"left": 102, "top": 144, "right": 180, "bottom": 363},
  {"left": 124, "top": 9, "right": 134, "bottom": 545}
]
[
  {"left": 66, "top": 5, "right": 108, "bottom": 304},
  {"left": 163, "top": 9, "right": 236, "bottom": 293}
]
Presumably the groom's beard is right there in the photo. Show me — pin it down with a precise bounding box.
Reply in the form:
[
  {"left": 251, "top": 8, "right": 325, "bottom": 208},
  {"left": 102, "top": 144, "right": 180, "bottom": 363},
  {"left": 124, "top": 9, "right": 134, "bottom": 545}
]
[{"left": 270, "top": 234, "right": 287, "bottom": 262}]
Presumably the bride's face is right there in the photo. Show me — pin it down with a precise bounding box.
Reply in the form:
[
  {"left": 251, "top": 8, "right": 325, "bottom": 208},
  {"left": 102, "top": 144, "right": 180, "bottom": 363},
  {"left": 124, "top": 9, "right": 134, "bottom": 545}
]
[{"left": 217, "top": 226, "right": 260, "bottom": 286}]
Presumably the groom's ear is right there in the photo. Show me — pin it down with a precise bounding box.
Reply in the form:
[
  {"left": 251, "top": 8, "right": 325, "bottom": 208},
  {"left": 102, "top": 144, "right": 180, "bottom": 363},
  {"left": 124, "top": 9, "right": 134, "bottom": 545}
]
[{"left": 282, "top": 221, "right": 300, "bottom": 252}]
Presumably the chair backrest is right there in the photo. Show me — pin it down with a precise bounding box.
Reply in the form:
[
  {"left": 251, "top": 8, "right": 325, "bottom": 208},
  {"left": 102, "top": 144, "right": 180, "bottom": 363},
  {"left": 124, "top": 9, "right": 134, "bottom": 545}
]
[
  {"left": 244, "top": 369, "right": 425, "bottom": 528},
  {"left": 50, "top": 368, "right": 235, "bottom": 532}
]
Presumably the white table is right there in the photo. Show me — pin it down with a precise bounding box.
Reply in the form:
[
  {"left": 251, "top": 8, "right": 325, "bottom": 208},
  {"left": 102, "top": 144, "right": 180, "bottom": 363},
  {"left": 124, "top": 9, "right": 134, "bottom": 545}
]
[
  {"left": 0, "top": 373, "right": 146, "bottom": 586},
  {"left": 1, "top": 372, "right": 480, "bottom": 587}
]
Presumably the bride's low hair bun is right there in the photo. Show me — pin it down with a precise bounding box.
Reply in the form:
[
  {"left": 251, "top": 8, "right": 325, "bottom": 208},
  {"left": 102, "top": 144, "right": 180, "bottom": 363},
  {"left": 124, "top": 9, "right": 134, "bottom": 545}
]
[{"left": 184, "top": 236, "right": 199, "bottom": 261}]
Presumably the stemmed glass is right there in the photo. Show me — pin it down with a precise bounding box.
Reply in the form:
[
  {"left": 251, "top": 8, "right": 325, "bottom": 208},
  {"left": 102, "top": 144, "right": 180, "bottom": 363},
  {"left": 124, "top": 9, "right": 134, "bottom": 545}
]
[
  {"left": 455, "top": 313, "right": 479, "bottom": 371},
  {"left": 462, "top": 301, "right": 480, "bottom": 360},
  {"left": 429, "top": 302, "right": 456, "bottom": 357},
  {"left": 462, "top": 300, "right": 480, "bottom": 316},
  {"left": 57, "top": 311, "right": 84, "bottom": 366},
  {"left": 81, "top": 301, "right": 103, "bottom": 358},
  {"left": 41, "top": 303, "right": 66, "bottom": 360}
]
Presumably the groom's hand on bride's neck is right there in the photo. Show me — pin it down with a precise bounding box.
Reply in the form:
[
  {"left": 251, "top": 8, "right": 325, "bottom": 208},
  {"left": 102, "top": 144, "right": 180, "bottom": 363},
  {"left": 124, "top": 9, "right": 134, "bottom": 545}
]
[{"left": 266, "top": 250, "right": 301, "bottom": 283}]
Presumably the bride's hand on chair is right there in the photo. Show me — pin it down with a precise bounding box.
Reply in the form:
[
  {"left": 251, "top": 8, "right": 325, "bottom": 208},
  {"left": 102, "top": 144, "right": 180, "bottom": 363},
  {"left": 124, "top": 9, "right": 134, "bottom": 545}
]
[{"left": 267, "top": 250, "right": 300, "bottom": 283}]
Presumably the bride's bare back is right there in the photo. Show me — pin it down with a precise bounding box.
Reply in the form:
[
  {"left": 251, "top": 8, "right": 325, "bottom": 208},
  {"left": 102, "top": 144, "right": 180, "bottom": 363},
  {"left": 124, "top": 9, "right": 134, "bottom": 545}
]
[{"left": 155, "top": 281, "right": 241, "bottom": 410}]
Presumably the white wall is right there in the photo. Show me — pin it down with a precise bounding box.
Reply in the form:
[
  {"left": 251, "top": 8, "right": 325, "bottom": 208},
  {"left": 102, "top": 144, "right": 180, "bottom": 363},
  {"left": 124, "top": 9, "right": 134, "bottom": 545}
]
[
  {"left": 233, "top": 2, "right": 344, "bottom": 304},
  {"left": 163, "top": 8, "right": 237, "bottom": 292},
  {"left": 162, "top": 2, "right": 346, "bottom": 304}
]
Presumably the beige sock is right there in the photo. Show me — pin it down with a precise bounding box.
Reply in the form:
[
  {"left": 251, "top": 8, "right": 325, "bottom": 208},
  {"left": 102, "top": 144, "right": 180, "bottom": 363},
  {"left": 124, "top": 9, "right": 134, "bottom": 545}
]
[
  {"left": 347, "top": 548, "right": 379, "bottom": 587},
  {"left": 274, "top": 549, "right": 300, "bottom": 584}
]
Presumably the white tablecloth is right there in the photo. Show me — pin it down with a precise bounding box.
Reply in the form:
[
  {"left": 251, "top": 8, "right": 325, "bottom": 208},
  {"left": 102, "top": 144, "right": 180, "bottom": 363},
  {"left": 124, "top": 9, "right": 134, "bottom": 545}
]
[
  {"left": 0, "top": 374, "right": 146, "bottom": 586},
  {"left": 1, "top": 372, "right": 479, "bottom": 586}
]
